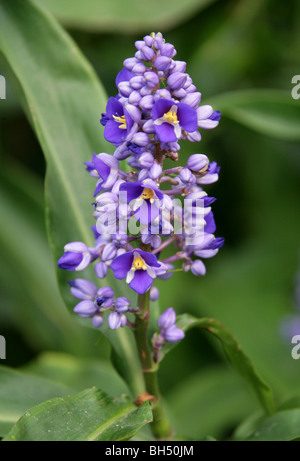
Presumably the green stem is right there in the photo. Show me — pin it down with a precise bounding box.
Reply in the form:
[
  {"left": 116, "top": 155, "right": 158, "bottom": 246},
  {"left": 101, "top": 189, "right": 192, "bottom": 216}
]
[{"left": 134, "top": 290, "right": 172, "bottom": 439}]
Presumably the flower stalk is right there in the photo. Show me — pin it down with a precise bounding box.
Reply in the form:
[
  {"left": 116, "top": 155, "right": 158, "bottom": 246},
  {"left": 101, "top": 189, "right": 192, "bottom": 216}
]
[{"left": 134, "top": 290, "right": 172, "bottom": 439}]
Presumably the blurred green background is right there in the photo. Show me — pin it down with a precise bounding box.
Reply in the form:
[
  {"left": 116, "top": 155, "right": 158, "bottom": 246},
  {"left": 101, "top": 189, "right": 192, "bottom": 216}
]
[{"left": 0, "top": 0, "right": 300, "bottom": 440}]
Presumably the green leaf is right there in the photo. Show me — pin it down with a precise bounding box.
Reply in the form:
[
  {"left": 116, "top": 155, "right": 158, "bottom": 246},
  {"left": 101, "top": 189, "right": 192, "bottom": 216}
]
[
  {"left": 0, "top": 0, "right": 144, "bottom": 396},
  {"left": 210, "top": 89, "right": 300, "bottom": 141},
  {"left": 33, "top": 0, "right": 217, "bottom": 33},
  {"left": 161, "top": 314, "right": 275, "bottom": 415},
  {"left": 0, "top": 160, "right": 106, "bottom": 356},
  {"left": 23, "top": 351, "right": 128, "bottom": 396},
  {"left": 167, "top": 366, "right": 260, "bottom": 440},
  {"left": 0, "top": 365, "right": 73, "bottom": 436},
  {"left": 3, "top": 388, "right": 152, "bottom": 441},
  {"left": 247, "top": 409, "right": 300, "bottom": 441}
]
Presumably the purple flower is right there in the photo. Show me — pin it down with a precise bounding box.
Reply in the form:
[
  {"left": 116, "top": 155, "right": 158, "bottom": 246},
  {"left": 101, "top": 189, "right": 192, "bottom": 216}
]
[
  {"left": 89, "top": 153, "right": 119, "bottom": 196},
  {"left": 119, "top": 181, "right": 163, "bottom": 225},
  {"left": 197, "top": 105, "right": 221, "bottom": 129},
  {"left": 58, "top": 242, "right": 93, "bottom": 271},
  {"left": 152, "top": 99, "right": 197, "bottom": 143},
  {"left": 101, "top": 97, "right": 134, "bottom": 146},
  {"left": 110, "top": 249, "right": 161, "bottom": 294}
]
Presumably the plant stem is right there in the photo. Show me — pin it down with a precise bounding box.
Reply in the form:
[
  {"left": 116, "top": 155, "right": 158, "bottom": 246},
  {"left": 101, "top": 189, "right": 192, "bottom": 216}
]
[{"left": 134, "top": 290, "right": 172, "bottom": 439}]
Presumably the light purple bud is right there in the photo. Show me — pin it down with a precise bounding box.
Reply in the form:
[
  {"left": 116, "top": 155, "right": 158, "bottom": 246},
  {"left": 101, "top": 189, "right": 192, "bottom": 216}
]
[
  {"left": 154, "top": 89, "right": 172, "bottom": 101},
  {"left": 144, "top": 35, "right": 154, "bottom": 47},
  {"left": 191, "top": 259, "right": 206, "bottom": 276},
  {"left": 181, "top": 92, "right": 201, "bottom": 108},
  {"left": 69, "top": 278, "right": 97, "bottom": 300},
  {"left": 138, "top": 169, "right": 150, "bottom": 181},
  {"left": 128, "top": 91, "right": 142, "bottom": 105},
  {"left": 135, "top": 50, "right": 143, "bottom": 60},
  {"left": 132, "top": 63, "right": 147, "bottom": 75},
  {"left": 97, "top": 286, "right": 114, "bottom": 299},
  {"left": 151, "top": 235, "right": 161, "bottom": 249},
  {"left": 153, "top": 33, "right": 164, "bottom": 49},
  {"left": 165, "top": 326, "right": 185, "bottom": 343},
  {"left": 130, "top": 76, "right": 145, "bottom": 90},
  {"left": 118, "top": 82, "right": 132, "bottom": 97},
  {"left": 102, "top": 243, "right": 117, "bottom": 262},
  {"left": 125, "top": 104, "right": 141, "bottom": 122},
  {"left": 185, "top": 84, "right": 197, "bottom": 94},
  {"left": 154, "top": 56, "right": 172, "bottom": 72},
  {"left": 123, "top": 57, "right": 139, "bottom": 70},
  {"left": 179, "top": 167, "right": 194, "bottom": 184},
  {"left": 149, "top": 163, "right": 162, "bottom": 180},
  {"left": 142, "top": 119, "right": 155, "bottom": 133},
  {"left": 150, "top": 286, "right": 159, "bottom": 301},
  {"left": 167, "top": 72, "right": 187, "bottom": 90},
  {"left": 140, "top": 95, "right": 155, "bottom": 110},
  {"left": 94, "top": 261, "right": 108, "bottom": 279},
  {"left": 187, "top": 154, "right": 209, "bottom": 172},
  {"left": 161, "top": 43, "right": 176, "bottom": 58},
  {"left": 141, "top": 46, "right": 155, "bottom": 61},
  {"left": 172, "top": 88, "right": 186, "bottom": 99},
  {"left": 139, "top": 86, "right": 152, "bottom": 97},
  {"left": 187, "top": 131, "right": 201, "bottom": 142},
  {"left": 170, "top": 60, "right": 186, "bottom": 73},
  {"left": 144, "top": 72, "right": 159, "bottom": 89},
  {"left": 139, "top": 151, "right": 154, "bottom": 168},
  {"left": 131, "top": 132, "right": 149, "bottom": 147},
  {"left": 158, "top": 307, "right": 176, "bottom": 330},
  {"left": 108, "top": 312, "right": 122, "bottom": 330},
  {"left": 120, "top": 314, "right": 127, "bottom": 327},
  {"left": 115, "top": 297, "right": 131, "bottom": 313},
  {"left": 135, "top": 40, "right": 145, "bottom": 50},
  {"left": 74, "top": 300, "right": 97, "bottom": 317},
  {"left": 92, "top": 314, "right": 104, "bottom": 328}
]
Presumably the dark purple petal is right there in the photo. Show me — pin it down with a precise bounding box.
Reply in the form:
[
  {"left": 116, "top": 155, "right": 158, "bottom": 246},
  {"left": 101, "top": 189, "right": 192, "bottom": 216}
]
[
  {"left": 58, "top": 252, "right": 82, "bottom": 270},
  {"left": 94, "top": 179, "right": 104, "bottom": 197},
  {"left": 135, "top": 249, "right": 161, "bottom": 268},
  {"left": 110, "top": 252, "right": 134, "bottom": 279},
  {"left": 154, "top": 122, "right": 177, "bottom": 143},
  {"left": 129, "top": 269, "right": 154, "bottom": 294},
  {"left": 151, "top": 98, "right": 173, "bottom": 120},
  {"left": 104, "top": 120, "right": 126, "bottom": 145},
  {"left": 92, "top": 153, "right": 110, "bottom": 181},
  {"left": 119, "top": 182, "right": 144, "bottom": 203},
  {"left": 177, "top": 103, "right": 198, "bottom": 132},
  {"left": 135, "top": 200, "right": 160, "bottom": 225},
  {"left": 207, "top": 237, "right": 225, "bottom": 250},
  {"left": 106, "top": 97, "right": 124, "bottom": 118},
  {"left": 209, "top": 110, "right": 221, "bottom": 121},
  {"left": 204, "top": 211, "right": 216, "bottom": 234},
  {"left": 115, "top": 68, "right": 134, "bottom": 87}
]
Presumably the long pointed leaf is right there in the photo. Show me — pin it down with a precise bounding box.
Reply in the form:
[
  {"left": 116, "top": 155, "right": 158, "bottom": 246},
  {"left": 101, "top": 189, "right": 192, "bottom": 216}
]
[
  {"left": 0, "top": 0, "right": 143, "bottom": 395},
  {"left": 160, "top": 314, "right": 275, "bottom": 415}
]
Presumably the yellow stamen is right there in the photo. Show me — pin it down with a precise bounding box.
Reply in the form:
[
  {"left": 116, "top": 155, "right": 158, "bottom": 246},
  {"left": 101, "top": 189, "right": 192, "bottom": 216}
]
[
  {"left": 141, "top": 187, "right": 155, "bottom": 201},
  {"left": 162, "top": 110, "right": 179, "bottom": 125},
  {"left": 112, "top": 114, "right": 127, "bottom": 129},
  {"left": 132, "top": 255, "right": 147, "bottom": 271}
]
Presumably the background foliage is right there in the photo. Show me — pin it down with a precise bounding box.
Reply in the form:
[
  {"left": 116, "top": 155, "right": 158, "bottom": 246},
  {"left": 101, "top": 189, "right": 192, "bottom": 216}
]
[{"left": 0, "top": 0, "right": 299, "bottom": 440}]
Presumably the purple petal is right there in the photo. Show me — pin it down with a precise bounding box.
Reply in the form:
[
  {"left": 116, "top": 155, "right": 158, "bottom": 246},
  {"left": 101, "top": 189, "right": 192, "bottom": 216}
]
[
  {"left": 116, "top": 68, "right": 134, "bottom": 87},
  {"left": 135, "top": 249, "right": 161, "bottom": 268},
  {"left": 110, "top": 252, "right": 134, "bottom": 279},
  {"left": 92, "top": 153, "right": 110, "bottom": 181},
  {"left": 204, "top": 211, "right": 216, "bottom": 234},
  {"left": 119, "top": 182, "right": 144, "bottom": 203},
  {"left": 58, "top": 252, "right": 82, "bottom": 270},
  {"left": 129, "top": 269, "right": 154, "bottom": 294},
  {"left": 108, "top": 312, "right": 122, "bottom": 330},
  {"left": 154, "top": 122, "right": 177, "bottom": 143},
  {"left": 104, "top": 120, "right": 126, "bottom": 145},
  {"left": 177, "top": 103, "right": 198, "bottom": 132},
  {"left": 106, "top": 97, "right": 124, "bottom": 118},
  {"left": 152, "top": 98, "right": 173, "bottom": 120}
]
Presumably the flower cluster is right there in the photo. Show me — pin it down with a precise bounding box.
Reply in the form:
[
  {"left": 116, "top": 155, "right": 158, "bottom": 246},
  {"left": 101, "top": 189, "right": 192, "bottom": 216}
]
[{"left": 58, "top": 32, "right": 224, "bottom": 344}]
